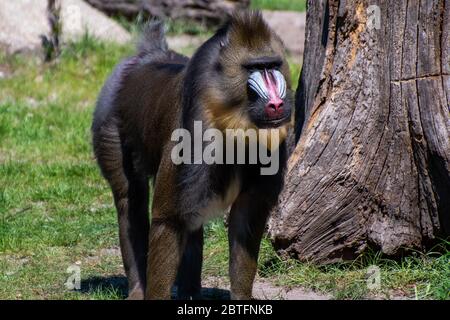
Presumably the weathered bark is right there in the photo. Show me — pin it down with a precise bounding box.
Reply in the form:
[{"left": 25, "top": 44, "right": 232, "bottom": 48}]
[
  {"left": 269, "top": 0, "right": 450, "bottom": 263},
  {"left": 84, "top": 0, "right": 250, "bottom": 25}
]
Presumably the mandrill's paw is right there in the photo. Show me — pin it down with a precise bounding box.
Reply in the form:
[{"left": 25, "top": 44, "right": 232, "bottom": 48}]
[{"left": 126, "top": 286, "right": 145, "bottom": 300}]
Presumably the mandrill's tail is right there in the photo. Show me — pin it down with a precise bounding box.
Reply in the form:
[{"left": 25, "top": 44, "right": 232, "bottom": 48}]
[
  {"left": 136, "top": 20, "right": 188, "bottom": 64},
  {"left": 137, "top": 20, "right": 169, "bottom": 58},
  {"left": 93, "top": 21, "right": 169, "bottom": 134}
]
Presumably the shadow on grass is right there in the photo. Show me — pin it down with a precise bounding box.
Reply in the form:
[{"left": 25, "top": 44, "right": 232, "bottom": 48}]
[
  {"left": 81, "top": 275, "right": 128, "bottom": 299},
  {"left": 81, "top": 275, "right": 230, "bottom": 300},
  {"left": 172, "top": 286, "right": 231, "bottom": 300},
  {"left": 199, "top": 288, "right": 230, "bottom": 300}
]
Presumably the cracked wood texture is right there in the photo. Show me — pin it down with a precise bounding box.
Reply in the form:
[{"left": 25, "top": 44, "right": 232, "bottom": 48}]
[
  {"left": 269, "top": 0, "right": 450, "bottom": 263},
  {"left": 85, "top": 0, "right": 250, "bottom": 25}
]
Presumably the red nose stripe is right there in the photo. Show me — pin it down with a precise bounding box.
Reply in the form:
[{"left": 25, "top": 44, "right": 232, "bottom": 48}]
[
  {"left": 263, "top": 70, "right": 283, "bottom": 107},
  {"left": 263, "top": 70, "right": 279, "bottom": 99}
]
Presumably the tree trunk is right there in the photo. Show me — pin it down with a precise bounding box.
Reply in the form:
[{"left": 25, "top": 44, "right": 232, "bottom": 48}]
[
  {"left": 84, "top": 0, "right": 250, "bottom": 25},
  {"left": 269, "top": 0, "right": 450, "bottom": 263}
]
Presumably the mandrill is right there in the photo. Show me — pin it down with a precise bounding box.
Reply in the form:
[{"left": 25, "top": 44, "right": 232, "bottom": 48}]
[{"left": 92, "top": 11, "right": 294, "bottom": 300}]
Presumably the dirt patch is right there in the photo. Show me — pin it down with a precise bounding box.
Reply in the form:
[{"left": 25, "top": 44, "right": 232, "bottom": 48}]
[
  {"left": 203, "top": 276, "right": 331, "bottom": 300},
  {"left": 0, "top": 254, "right": 30, "bottom": 277},
  {"left": 84, "top": 246, "right": 121, "bottom": 265},
  {"left": 0, "top": 0, "right": 131, "bottom": 54},
  {"left": 0, "top": 64, "right": 13, "bottom": 79},
  {"left": 86, "top": 248, "right": 331, "bottom": 300}
]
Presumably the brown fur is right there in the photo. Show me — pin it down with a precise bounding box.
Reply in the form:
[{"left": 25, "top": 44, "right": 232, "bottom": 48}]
[{"left": 92, "top": 11, "right": 293, "bottom": 300}]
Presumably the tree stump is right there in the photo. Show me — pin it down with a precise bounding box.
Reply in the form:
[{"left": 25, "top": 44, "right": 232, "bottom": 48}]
[
  {"left": 84, "top": 0, "right": 250, "bottom": 25},
  {"left": 269, "top": 0, "right": 450, "bottom": 263}
]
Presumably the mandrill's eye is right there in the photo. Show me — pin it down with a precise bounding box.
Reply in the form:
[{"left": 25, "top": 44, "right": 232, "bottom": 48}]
[{"left": 248, "top": 70, "right": 287, "bottom": 100}]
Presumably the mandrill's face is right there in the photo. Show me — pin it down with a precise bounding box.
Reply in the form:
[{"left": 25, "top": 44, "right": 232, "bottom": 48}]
[
  {"left": 243, "top": 57, "right": 293, "bottom": 129},
  {"left": 200, "top": 12, "right": 294, "bottom": 139}
]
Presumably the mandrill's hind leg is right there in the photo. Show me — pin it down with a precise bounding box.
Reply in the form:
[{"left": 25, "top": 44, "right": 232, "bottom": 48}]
[
  {"left": 175, "top": 226, "right": 204, "bottom": 299},
  {"left": 94, "top": 122, "right": 150, "bottom": 300},
  {"left": 115, "top": 170, "right": 150, "bottom": 300}
]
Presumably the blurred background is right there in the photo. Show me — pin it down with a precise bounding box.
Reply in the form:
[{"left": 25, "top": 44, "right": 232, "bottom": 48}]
[{"left": 0, "top": 0, "right": 306, "bottom": 64}]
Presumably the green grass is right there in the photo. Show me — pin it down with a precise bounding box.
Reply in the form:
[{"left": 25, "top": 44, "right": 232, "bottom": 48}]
[
  {"left": 258, "top": 243, "right": 449, "bottom": 300},
  {"left": 0, "top": 36, "right": 448, "bottom": 300},
  {"left": 252, "top": 0, "right": 307, "bottom": 12},
  {"left": 0, "top": 37, "right": 133, "bottom": 299}
]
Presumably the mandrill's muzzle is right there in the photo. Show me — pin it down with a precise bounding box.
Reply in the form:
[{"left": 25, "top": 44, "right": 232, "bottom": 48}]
[{"left": 248, "top": 70, "right": 287, "bottom": 120}]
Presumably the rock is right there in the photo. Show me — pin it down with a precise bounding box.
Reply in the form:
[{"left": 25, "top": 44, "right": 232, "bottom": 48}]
[
  {"left": 0, "top": 0, "right": 49, "bottom": 53},
  {"left": 0, "top": 0, "right": 131, "bottom": 54},
  {"left": 262, "top": 11, "right": 306, "bottom": 62},
  {"left": 167, "top": 11, "right": 307, "bottom": 62},
  {"left": 60, "top": 0, "right": 131, "bottom": 43},
  {"left": 167, "top": 34, "right": 208, "bottom": 52}
]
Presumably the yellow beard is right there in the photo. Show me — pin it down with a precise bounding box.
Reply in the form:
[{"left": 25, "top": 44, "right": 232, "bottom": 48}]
[
  {"left": 257, "top": 126, "right": 288, "bottom": 151},
  {"left": 202, "top": 93, "right": 288, "bottom": 151}
]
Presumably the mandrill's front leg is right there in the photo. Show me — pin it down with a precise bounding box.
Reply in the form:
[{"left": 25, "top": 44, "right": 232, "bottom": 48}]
[
  {"left": 228, "top": 192, "right": 272, "bottom": 300},
  {"left": 145, "top": 161, "right": 187, "bottom": 300},
  {"left": 145, "top": 216, "right": 186, "bottom": 299}
]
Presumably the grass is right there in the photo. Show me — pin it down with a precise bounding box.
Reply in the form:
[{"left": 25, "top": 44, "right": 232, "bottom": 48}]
[
  {"left": 0, "top": 36, "right": 448, "bottom": 300},
  {"left": 258, "top": 243, "right": 450, "bottom": 300},
  {"left": 0, "top": 37, "right": 132, "bottom": 299},
  {"left": 252, "top": 0, "right": 307, "bottom": 12}
]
